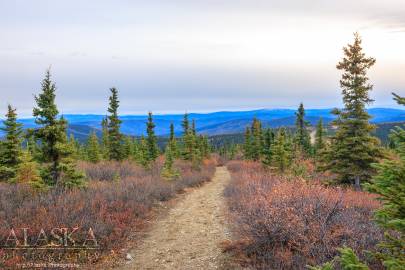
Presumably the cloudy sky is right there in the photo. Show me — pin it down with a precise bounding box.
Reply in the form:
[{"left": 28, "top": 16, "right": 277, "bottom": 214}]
[{"left": 1, "top": 0, "right": 405, "bottom": 116}]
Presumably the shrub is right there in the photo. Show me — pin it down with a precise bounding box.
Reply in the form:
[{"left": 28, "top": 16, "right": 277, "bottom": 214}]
[
  {"left": 0, "top": 159, "right": 216, "bottom": 266},
  {"left": 224, "top": 161, "right": 383, "bottom": 270}
]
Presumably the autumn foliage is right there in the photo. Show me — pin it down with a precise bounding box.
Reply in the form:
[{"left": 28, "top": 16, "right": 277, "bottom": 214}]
[
  {"left": 224, "top": 161, "right": 383, "bottom": 269},
  {"left": 0, "top": 159, "right": 216, "bottom": 263}
]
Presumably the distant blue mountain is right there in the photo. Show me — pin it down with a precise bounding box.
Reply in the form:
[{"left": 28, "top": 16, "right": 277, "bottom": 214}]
[{"left": 1, "top": 108, "right": 404, "bottom": 138}]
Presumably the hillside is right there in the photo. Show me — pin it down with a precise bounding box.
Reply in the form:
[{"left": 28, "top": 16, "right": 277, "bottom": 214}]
[{"left": 1, "top": 108, "right": 404, "bottom": 138}]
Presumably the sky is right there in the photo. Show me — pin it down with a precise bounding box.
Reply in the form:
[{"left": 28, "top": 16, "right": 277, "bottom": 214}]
[{"left": 0, "top": 0, "right": 405, "bottom": 117}]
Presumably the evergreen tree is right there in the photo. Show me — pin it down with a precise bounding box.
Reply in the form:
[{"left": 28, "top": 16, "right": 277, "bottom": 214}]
[
  {"left": 122, "top": 136, "right": 134, "bottom": 160},
  {"left": 199, "top": 135, "right": 210, "bottom": 159},
  {"left": 182, "top": 112, "right": 189, "bottom": 134},
  {"left": 272, "top": 128, "right": 289, "bottom": 172},
  {"left": 0, "top": 105, "right": 23, "bottom": 181},
  {"left": 181, "top": 113, "right": 195, "bottom": 161},
  {"left": 320, "top": 33, "right": 381, "bottom": 188},
  {"left": 262, "top": 128, "right": 275, "bottom": 167},
  {"left": 243, "top": 127, "right": 253, "bottom": 160},
  {"left": 138, "top": 135, "right": 149, "bottom": 167},
  {"left": 169, "top": 123, "right": 179, "bottom": 158},
  {"left": 107, "top": 87, "right": 123, "bottom": 161},
  {"left": 15, "top": 150, "right": 47, "bottom": 190},
  {"left": 33, "top": 70, "right": 84, "bottom": 187},
  {"left": 101, "top": 117, "right": 109, "bottom": 159},
  {"left": 191, "top": 119, "right": 196, "bottom": 136},
  {"left": 365, "top": 93, "right": 405, "bottom": 268},
  {"left": 25, "top": 129, "right": 39, "bottom": 160},
  {"left": 294, "top": 103, "right": 311, "bottom": 154},
  {"left": 250, "top": 118, "right": 263, "bottom": 161},
  {"left": 161, "top": 144, "right": 179, "bottom": 180},
  {"left": 68, "top": 134, "right": 80, "bottom": 160},
  {"left": 87, "top": 131, "right": 101, "bottom": 163},
  {"left": 314, "top": 117, "right": 326, "bottom": 153},
  {"left": 146, "top": 112, "right": 159, "bottom": 162}
]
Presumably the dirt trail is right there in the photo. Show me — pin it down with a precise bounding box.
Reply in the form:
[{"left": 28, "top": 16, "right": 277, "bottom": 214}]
[{"left": 116, "top": 166, "right": 238, "bottom": 270}]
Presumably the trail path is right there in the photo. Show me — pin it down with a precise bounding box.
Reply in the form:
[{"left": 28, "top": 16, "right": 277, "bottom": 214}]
[{"left": 116, "top": 166, "right": 238, "bottom": 270}]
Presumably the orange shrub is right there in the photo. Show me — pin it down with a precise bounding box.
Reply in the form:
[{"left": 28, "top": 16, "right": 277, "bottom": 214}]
[
  {"left": 224, "top": 161, "right": 383, "bottom": 269},
  {"left": 0, "top": 159, "right": 216, "bottom": 266}
]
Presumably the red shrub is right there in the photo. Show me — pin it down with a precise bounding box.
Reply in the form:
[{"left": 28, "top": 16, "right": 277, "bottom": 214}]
[
  {"left": 0, "top": 159, "right": 216, "bottom": 266},
  {"left": 224, "top": 161, "right": 383, "bottom": 269}
]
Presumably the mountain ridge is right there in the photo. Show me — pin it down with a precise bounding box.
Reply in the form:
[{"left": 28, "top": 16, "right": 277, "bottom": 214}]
[{"left": 1, "top": 108, "right": 404, "bottom": 139}]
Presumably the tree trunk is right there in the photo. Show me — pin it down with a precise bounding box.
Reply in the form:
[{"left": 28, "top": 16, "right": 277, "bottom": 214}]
[{"left": 354, "top": 175, "right": 361, "bottom": 191}]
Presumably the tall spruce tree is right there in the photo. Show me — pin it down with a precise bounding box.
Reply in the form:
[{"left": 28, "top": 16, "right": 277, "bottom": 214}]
[
  {"left": 320, "top": 33, "right": 381, "bottom": 188},
  {"left": 295, "top": 103, "right": 311, "bottom": 154},
  {"left": 0, "top": 105, "right": 23, "bottom": 181},
  {"left": 33, "top": 70, "right": 84, "bottom": 187},
  {"left": 312, "top": 94, "right": 405, "bottom": 270},
  {"left": 146, "top": 112, "right": 159, "bottom": 162},
  {"left": 107, "top": 88, "right": 123, "bottom": 161}
]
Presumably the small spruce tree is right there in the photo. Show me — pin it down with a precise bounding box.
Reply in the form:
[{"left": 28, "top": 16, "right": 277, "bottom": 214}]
[
  {"left": 146, "top": 112, "right": 159, "bottom": 162},
  {"left": 314, "top": 117, "right": 326, "bottom": 153},
  {"left": 272, "top": 128, "right": 290, "bottom": 173},
  {"left": 0, "top": 105, "right": 23, "bottom": 182},
  {"left": 87, "top": 131, "right": 101, "bottom": 163},
  {"left": 33, "top": 70, "right": 84, "bottom": 187}
]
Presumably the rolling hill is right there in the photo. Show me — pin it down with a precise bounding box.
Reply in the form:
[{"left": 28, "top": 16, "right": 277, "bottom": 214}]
[{"left": 1, "top": 108, "right": 404, "bottom": 139}]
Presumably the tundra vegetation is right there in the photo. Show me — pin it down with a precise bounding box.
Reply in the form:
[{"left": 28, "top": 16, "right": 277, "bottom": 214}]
[{"left": 0, "top": 33, "right": 403, "bottom": 269}]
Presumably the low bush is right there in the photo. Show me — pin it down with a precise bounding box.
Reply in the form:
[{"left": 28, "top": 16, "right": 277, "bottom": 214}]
[
  {"left": 224, "top": 161, "right": 383, "bottom": 270},
  {"left": 0, "top": 159, "right": 216, "bottom": 267}
]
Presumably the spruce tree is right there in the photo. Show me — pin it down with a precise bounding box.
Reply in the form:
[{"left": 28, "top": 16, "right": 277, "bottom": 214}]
[
  {"left": 250, "top": 118, "right": 263, "bottom": 161},
  {"left": 191, "top": 119, "right": 196, "bottom": 136},
  {"left": 122, "top": 136, "right": 134, "bottom": 160},
  {"left": 365, "top": 93, "right": 405, "bottom": 268},
  {"left": 169, "top": 123, "right": 179, "bottom": 158},
  {"left": 314, "top": 117, "right": 326, "bottom": 153},
  {"left": 243, "top": 127, "right": 253, "bottom": 160},
  {"left": 294, "top": 103, "right": 311, "bottom": 154},
  {"left": 33, "top": 70, "right": 84, "bottom": 187},
  {"left": 87, "top": 131, "right": 101, "bottom": 163},
  {"left": 161, "top": 144, "right": 179, "bottom": 180},
  {"left": 138, "top": 135, "right": 149, "bottom": 167},
  {"left": 262, "top": 128, "right": 275, "bottom": 167},
  {"left": 181, "top": 113, "right": 195, "bottom": 161},
  {"left": 101, "top": 117, "right": 109, "bottom": 159},
  {"left": 25, "top": 129, "right": 39, "bottom": 160},
  {"left": 0, "top": 105, "right": 23, "bottom": 182},
  {"left": 146, "top": 112, "right": 159, "bottom": 162},
  {"left": 15, "top": 150, "right": 46, "bottom": 190},
  {"left": 320, "top": 33, "right": 381, "bottom": 188},
  {"left": 107, "top": 88, "right": 123, "bottom": 161},
  {"left": 182, "top": 112, "right": 189, "bottom": 134},
  {"left": 272, "top": 128, "right": 289, "bottom": 172}
]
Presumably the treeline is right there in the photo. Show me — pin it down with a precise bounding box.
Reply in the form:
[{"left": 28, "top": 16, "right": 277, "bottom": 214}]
[{"left": 0, "top": 72, "right": 211, "bottom": 188}]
